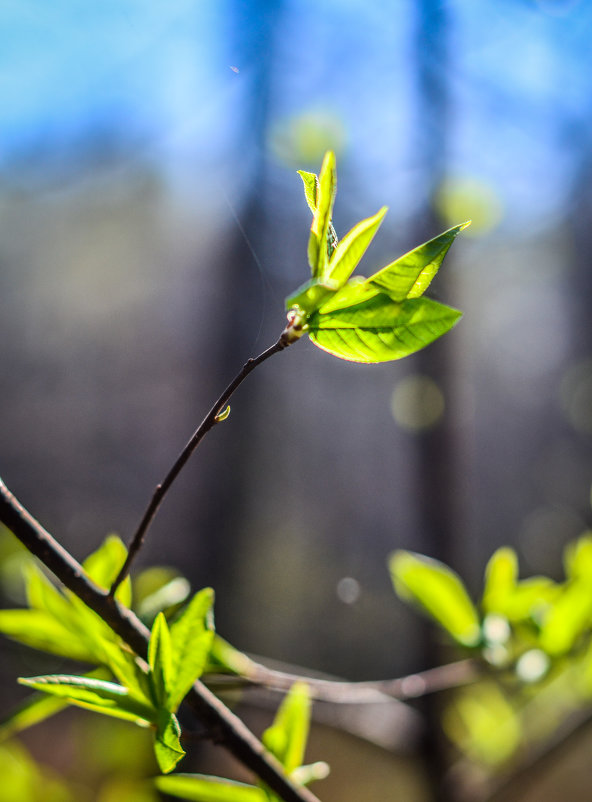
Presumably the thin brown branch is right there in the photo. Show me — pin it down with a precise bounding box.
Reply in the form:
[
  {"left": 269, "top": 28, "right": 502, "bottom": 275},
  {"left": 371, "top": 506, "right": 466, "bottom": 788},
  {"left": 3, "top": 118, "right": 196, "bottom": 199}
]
[
  {"left": 110, "top": 331, "right": 295, "bottom": 596},
  {"left": 206, "top": 654, "right": 480, "bottom": 704},
  {"left": 0, "top": 478, "right": 321, "bottom": 802}
]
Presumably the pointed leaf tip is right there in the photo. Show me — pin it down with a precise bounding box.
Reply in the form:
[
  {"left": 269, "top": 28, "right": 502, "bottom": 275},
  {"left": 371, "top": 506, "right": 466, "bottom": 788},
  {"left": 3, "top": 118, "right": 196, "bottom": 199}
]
[
  {"left": 298, "top": 170, "right": 319, "bottom": 214},
  {"left": 308, "top": 152, "right": 337, "bottom": 279},
  {"left": 327, "top": 205, "right": 388, "bottom": 287},
  {"left": 366, "top": 221, "right": 467, "bottom": 302}
]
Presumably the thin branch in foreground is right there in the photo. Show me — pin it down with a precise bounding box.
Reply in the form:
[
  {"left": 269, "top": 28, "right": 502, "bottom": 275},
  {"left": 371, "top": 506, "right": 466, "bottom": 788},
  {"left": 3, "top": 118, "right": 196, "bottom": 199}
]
[
  {"left": 210, "top": 653, "right": 480, "bottom": 704},
  {"left": 110, "top": 330, "right": 297, "bottom": 596},
  {"left": 0, "top": 478, "right": 321, "bottom": 802}
]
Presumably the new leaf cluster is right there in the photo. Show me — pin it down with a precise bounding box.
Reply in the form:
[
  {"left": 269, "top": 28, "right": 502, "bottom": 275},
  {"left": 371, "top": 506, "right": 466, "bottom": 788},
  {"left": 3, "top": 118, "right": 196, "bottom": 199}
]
[
  {"left": 0, "top": 536, "right": 214, "bottom": 773},
  {"left": 390, "top": 536, "right": 592, "bottom": 765},
  {"left": 0, "top": 535, "right": 328, "bottom": 801},
  {"left": 285, "top": 151, "right": 468, "bottom": 363}
]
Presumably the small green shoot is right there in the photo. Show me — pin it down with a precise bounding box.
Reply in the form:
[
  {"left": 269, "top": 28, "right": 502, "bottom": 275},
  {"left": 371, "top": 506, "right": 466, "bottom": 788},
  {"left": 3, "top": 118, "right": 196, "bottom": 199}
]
[
  {"left": 389, "top": 550, "right": 481, "bottom": 647},
  {"left": 155, "top": 681, "right": 328, "bottom": 801},
  {"left": 285, "top": 151, "right": 468, "bottom": 362},
  {"left": 7, "top": 535, "right": 215, "bottom": 774}
]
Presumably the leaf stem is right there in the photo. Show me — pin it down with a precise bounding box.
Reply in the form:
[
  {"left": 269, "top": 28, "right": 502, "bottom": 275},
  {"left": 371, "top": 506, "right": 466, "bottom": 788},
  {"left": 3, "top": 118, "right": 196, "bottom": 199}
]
[
  {"left": 0, "top": 478, "right": 321, "bottom": 802},
  {"left": 110, "top": 331, "right": 296, "bottom": 597}
]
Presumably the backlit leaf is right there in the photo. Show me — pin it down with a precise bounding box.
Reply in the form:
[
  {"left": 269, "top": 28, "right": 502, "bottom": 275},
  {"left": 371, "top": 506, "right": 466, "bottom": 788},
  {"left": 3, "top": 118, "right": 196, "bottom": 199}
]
[
  {"left": 263, "top": 682, "right": 311, "bottom": 774},
  {"left": 148, "top": 613, "right": 173, "bottom": 709},
  {"left": 18, "top": 675, "right": 156, "bottom": 724},
  {"left": 539, "top": 580, "right": 592, "bottom": 656},
  {"left": 0, "top": 668, "right": 110, "bottom": 741},
  {"left": 327, "top": 206, "right": 387, "bottom": 286},
  {"left": 82, "top": 534, "right": 132, "bottom": 608},
  {"left": 308, "top": 151, "right": 336, "bottom": 278},
  {"left": 368, "top": 222, "right": 470, "bottom": 301},
  {"left": 499, "top": 577, "right": 558, "bottom": 623},
  {"left": 284, "top": 277, "right": 339, "bottom": 316},
  {"left": 155, "top": 774, "right": 265, "bottom": 802},
  {"left": 168, "top": 588, "right": 215, "bottom": 711},
  {"left": 0, "top": 609, "right": 95, "bottom": 662},
  {"left": 308, "top": 295, "right": 461, "bottom": 363},
  {"left": 25, "top": 564, "right": 76, "bottom": 626},
  {"left": 94, "top": 637, "right": 153, "bottom": 704},
  {"left": 315, "top": 278, "right": 380, "bottom": 315},
  {"left": 390, "top": 551, "right": 481, "bottom": 647},
  {"left": 482, "top": 548, "right": 518, "bottom": 615},
  {"left": 564, "top": 534, "right": 592, "bottom": 581},
  {"left": 154, "top": 709, "right": 185, "bottom": 774},
  {"left": 297, "top": 170, "right": 318, "bottom": 214}
]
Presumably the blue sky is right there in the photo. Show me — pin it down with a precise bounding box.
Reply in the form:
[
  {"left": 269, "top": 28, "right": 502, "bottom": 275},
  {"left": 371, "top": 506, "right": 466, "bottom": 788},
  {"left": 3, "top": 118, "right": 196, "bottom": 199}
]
[{"left": 1, "top": 0, "right": 591, "bottom": 224}]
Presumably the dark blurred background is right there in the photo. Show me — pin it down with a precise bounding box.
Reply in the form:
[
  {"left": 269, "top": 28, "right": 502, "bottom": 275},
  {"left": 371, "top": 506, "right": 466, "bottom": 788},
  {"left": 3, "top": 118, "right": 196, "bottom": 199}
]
[{"left": 1, "top": 0, "right": 592, "bottom": 799}]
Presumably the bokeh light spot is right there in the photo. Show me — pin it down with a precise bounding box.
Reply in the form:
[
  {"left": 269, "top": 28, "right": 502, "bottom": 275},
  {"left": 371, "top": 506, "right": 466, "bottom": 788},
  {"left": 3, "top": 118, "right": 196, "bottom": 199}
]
[
  {"left": 270, "top": 110, "right": 346, "bottom": 167},
  {"left": 435, "top": 176, "right": 503, "bottom": 236},
  {"left": 336, "top": 576, "right": 361, "bottom": 604},
  {"left": 390, "top": 374, "right": 445, "bottom": 432},
  {"left": 483, "top": 614, "right": 511, "bottom": 646},
  {"left": 515, "top": 649, "right": 550, "bottom": 683}
]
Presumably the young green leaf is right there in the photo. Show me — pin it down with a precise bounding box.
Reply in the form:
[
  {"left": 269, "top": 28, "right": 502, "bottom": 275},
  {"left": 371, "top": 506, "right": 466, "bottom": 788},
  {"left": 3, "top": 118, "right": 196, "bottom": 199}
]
[
  {"left": 297, "top": 170, "right": 318, "bottom": 214},
  {"left": 308, "top": 151, "right": 336, "bottom": 279},
  {"left": 82, "top": 534, "right": 132, "bottom": 607},
  {"left": 25, "top": 564, "right": 77, "bottom": 627},
  {"left": 367, "top": 222, "right": 470, "bottom": 302},
  {"left": 148, "top": 612, "right": 173, "bottom": 709},
  {"left": 93, "top": 635, "right": 153, "bottom": 704},
  {"left": 0, "top": 667, "right": 110, "bottom": 741},
  {"left": 154, "top": 708, "right": 185, "bottom": 773},
  {"left": 0, "top": 609, "right": 96, "bottom": 662},
  {"left": 284, "top": 277, "right": 340, "bottom": 316},
  {"left": 539, "top": 581, "right": 592, "bottom": 656},
  {"left": 136, "top": 574, "right": 191, "bottom": 625},
  {"left": 314, "top": 278, "right": 380, "bottom": 315},
  {"left": 497, "top": 577, "right": 558, "bottom": 623},
  {"left": 155, "top": 774, "right": 265, "bottom": 802},
  {"left": 482, "top": 547, "right": 518, "bottom": 615},
  {"left": 308, "top": 295, "right": 462, "bottom": 363},
  {"left": 262, "top": 682, "right": 311, "bottom": 774},
  {"left": 564, "top": 534, "right": 592, "bottom": 581},
  {"left": 326, "top": 206, "right": 387, "bottom": 287},
  {"left": 298, "top": 167, "right": 338, "bottom": 260},
  {"left": 389, "top": 551, "right": 481, "bottom": 647},
  {"left": 167, "top": 588, "right": 215, "bottom": 711},
  {"left": 207, "top": 635, "right": 258, "bottom": 676},
  {"left": 23, "top": 561, "right": 132, "bottom": 669},
  {"left": 289, "top": 152, "right": 465, "bottom": 364},
  {"left": 18, "top": 675, "right": 156, "bottom": 724}
]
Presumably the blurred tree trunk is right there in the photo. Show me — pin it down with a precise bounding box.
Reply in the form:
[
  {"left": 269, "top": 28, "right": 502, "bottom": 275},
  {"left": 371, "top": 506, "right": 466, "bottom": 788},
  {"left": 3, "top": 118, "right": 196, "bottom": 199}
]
[
  {"left": 411, "top": 1, "right": 460, "bottom": 800},
  {"left": 188, "top": 0, "right": 284, "bottom": 636}
]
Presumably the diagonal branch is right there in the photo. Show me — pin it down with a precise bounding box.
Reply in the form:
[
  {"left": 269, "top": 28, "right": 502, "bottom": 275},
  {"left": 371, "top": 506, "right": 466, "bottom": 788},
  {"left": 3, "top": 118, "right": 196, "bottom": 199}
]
[
  {"left": 0, "top": 477, "right": 321, "bottom": 802},
  {"left": 110, "top": 328, "right": 298, "bottom": 596}
]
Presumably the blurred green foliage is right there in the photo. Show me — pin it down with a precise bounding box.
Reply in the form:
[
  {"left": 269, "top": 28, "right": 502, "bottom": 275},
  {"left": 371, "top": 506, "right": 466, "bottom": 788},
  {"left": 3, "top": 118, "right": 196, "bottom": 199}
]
[{"left": 390, "top": 533, "right": 592, "bottom": 768}]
